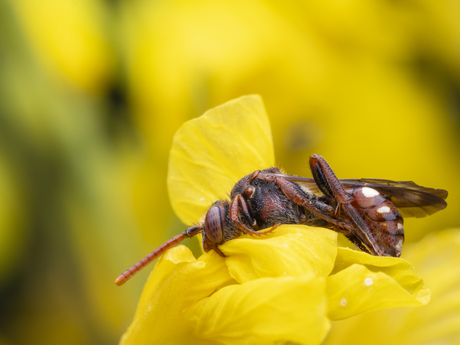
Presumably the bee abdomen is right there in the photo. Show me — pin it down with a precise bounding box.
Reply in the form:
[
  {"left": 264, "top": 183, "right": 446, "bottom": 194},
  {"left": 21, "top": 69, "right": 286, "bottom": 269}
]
[{"left": 351, "top": 187, "right": 404, "bottom": 257}]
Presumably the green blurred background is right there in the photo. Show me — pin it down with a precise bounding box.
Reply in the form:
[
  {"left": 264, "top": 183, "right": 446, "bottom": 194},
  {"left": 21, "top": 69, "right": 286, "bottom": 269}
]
[{"left": 0, "top": 0, "right": 459, "bottom": 344}]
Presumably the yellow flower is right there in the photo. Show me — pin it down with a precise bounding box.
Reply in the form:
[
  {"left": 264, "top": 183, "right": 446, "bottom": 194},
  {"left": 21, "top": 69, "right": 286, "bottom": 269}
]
[{"left": 121, "top": 96, "right": 430, "bottom": 345}]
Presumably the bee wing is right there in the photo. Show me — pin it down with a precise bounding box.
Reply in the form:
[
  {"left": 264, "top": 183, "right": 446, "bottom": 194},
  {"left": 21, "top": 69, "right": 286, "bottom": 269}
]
[
  {"left": 339, "top": 179, "right": 448, "bottom": 218},
  {"left": 269, "top": 174, "right": 323, "bottom": 194},
  {"left": 272, "top": 174, "right": 448, "bottom": 219}
]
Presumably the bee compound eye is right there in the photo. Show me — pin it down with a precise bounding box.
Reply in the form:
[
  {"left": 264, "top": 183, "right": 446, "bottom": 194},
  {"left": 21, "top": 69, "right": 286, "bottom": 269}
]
[
  {"left": 204, "top": 206, "right": 224, "bottom": 243},
  {"left": 244, "top": 186, "right": 255, "bottom": 198}
]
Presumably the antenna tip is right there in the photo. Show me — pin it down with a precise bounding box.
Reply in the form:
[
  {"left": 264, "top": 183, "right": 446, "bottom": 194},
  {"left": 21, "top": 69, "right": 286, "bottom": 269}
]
[{"left": 115, "top": 274, "right": 127, "bottom": 286}]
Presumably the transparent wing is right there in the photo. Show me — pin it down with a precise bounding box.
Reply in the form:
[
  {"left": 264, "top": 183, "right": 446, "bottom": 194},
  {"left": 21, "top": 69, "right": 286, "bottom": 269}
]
[
  {"left": 340, "top": 179, "right": 448, "bottom": 218},
  {"left": 271, "top": 174, "right": 448, "bottom": 218}
]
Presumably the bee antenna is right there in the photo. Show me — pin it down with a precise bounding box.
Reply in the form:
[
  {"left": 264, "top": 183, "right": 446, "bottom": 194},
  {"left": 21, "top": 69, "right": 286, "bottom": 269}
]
[{"left": 114, "top": 225, "right": 203, "bottom": 286}]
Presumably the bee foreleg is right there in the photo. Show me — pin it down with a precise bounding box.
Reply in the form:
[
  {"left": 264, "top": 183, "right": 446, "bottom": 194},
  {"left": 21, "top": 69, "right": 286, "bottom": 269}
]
[{"left": 230, "top": 194, "right": 276, "bottom": 236}]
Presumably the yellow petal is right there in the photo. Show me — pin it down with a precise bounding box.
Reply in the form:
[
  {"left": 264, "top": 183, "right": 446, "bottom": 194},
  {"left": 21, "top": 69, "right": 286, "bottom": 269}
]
[
  {"left": 221, "top": 225, "right": 337, "bottom": 283},
  {"left": 168, "top": 95, "right": 275, "bottom": 225},
  {"left": 190, "top": 275, "right": 330, "bottom": 345},
  {"left": 323, "top": 229, "right": 460, "bottom": 345},
  {"left": 120, "top": 246, "right": 235, "bottom": 345},
  {"left": 327, "top": 248, "right": 430, "bottom": 320},
  {"left": 136, "top": 245, "right": 197, "bottom": 308}
]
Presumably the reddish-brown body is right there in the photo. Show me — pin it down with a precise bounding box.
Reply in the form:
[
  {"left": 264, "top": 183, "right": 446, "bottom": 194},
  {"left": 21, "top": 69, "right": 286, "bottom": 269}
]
[
  {"left": 347, "top": 187, "right": 404, "bottom": 257},
  {"left": 115, "top": 154, "right": 447, "bottom": 286}
]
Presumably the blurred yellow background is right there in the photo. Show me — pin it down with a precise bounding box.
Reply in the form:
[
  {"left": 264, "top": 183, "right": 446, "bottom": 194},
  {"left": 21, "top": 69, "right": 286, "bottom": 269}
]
[{"left": 0, "top": 0, "right": 459, "bottom": 344}]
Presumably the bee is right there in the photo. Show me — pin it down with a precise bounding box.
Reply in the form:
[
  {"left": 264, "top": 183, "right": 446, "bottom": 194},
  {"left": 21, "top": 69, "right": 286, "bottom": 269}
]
[{"left": 115, "top": 154, "right": 448, "bottom": 286}]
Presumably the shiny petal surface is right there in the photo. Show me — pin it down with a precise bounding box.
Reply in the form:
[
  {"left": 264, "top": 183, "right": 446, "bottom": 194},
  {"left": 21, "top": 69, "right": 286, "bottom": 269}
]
[
  {"left": 190, "top": 275, "right": 330, "bottom": 345},
  {"left": 168, "top": 95, "right": 275, "bottom": 225},
  {"left": 221, "top": 225, "right": 337, "bottom": 283},
  {"left": 327, "top": 248, "right": 430, "bottom": 320}
]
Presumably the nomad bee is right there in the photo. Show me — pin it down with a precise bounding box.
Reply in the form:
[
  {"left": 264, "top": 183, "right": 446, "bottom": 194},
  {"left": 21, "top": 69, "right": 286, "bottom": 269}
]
[{"left": 115, "top": 154, "right": 448, "bottom": 286}]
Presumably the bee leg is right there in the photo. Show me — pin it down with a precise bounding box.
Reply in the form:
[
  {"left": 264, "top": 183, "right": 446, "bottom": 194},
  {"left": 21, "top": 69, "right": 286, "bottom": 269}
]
[
  {"left": 344, "top": 232, "right": 372, "bottom": 254},
  {"left": 211, "top": 243, "right": 226, "bottom": 257},
  {"left": 309, "top": 154, "right": 384, "bottom": 256},
  {"left": 329, "top": 223, "right": 372, "bottom": 254},
  {"left": 297, "top": 204, "right": 307, "bottom": 223},
  {"left": 265, "top": 222, "right": 281, "bottom": 234},
  {"left": 236, "top": 194, "right": 257, "bottom": 228},
  {"left": 330, "top": 224, "right": 372, "bottom": 254},
  {"left": 334, "top": 203, "right": 342, "bottom": 216},
  {"left": 230, "top": 194, "right": 275, "bottom": 236},
  {"left": 270, "top": 177, "right": 353, "bottom": 230},
  {"left": 230, "top": 194, "right": 257, "bottom": 236}
]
